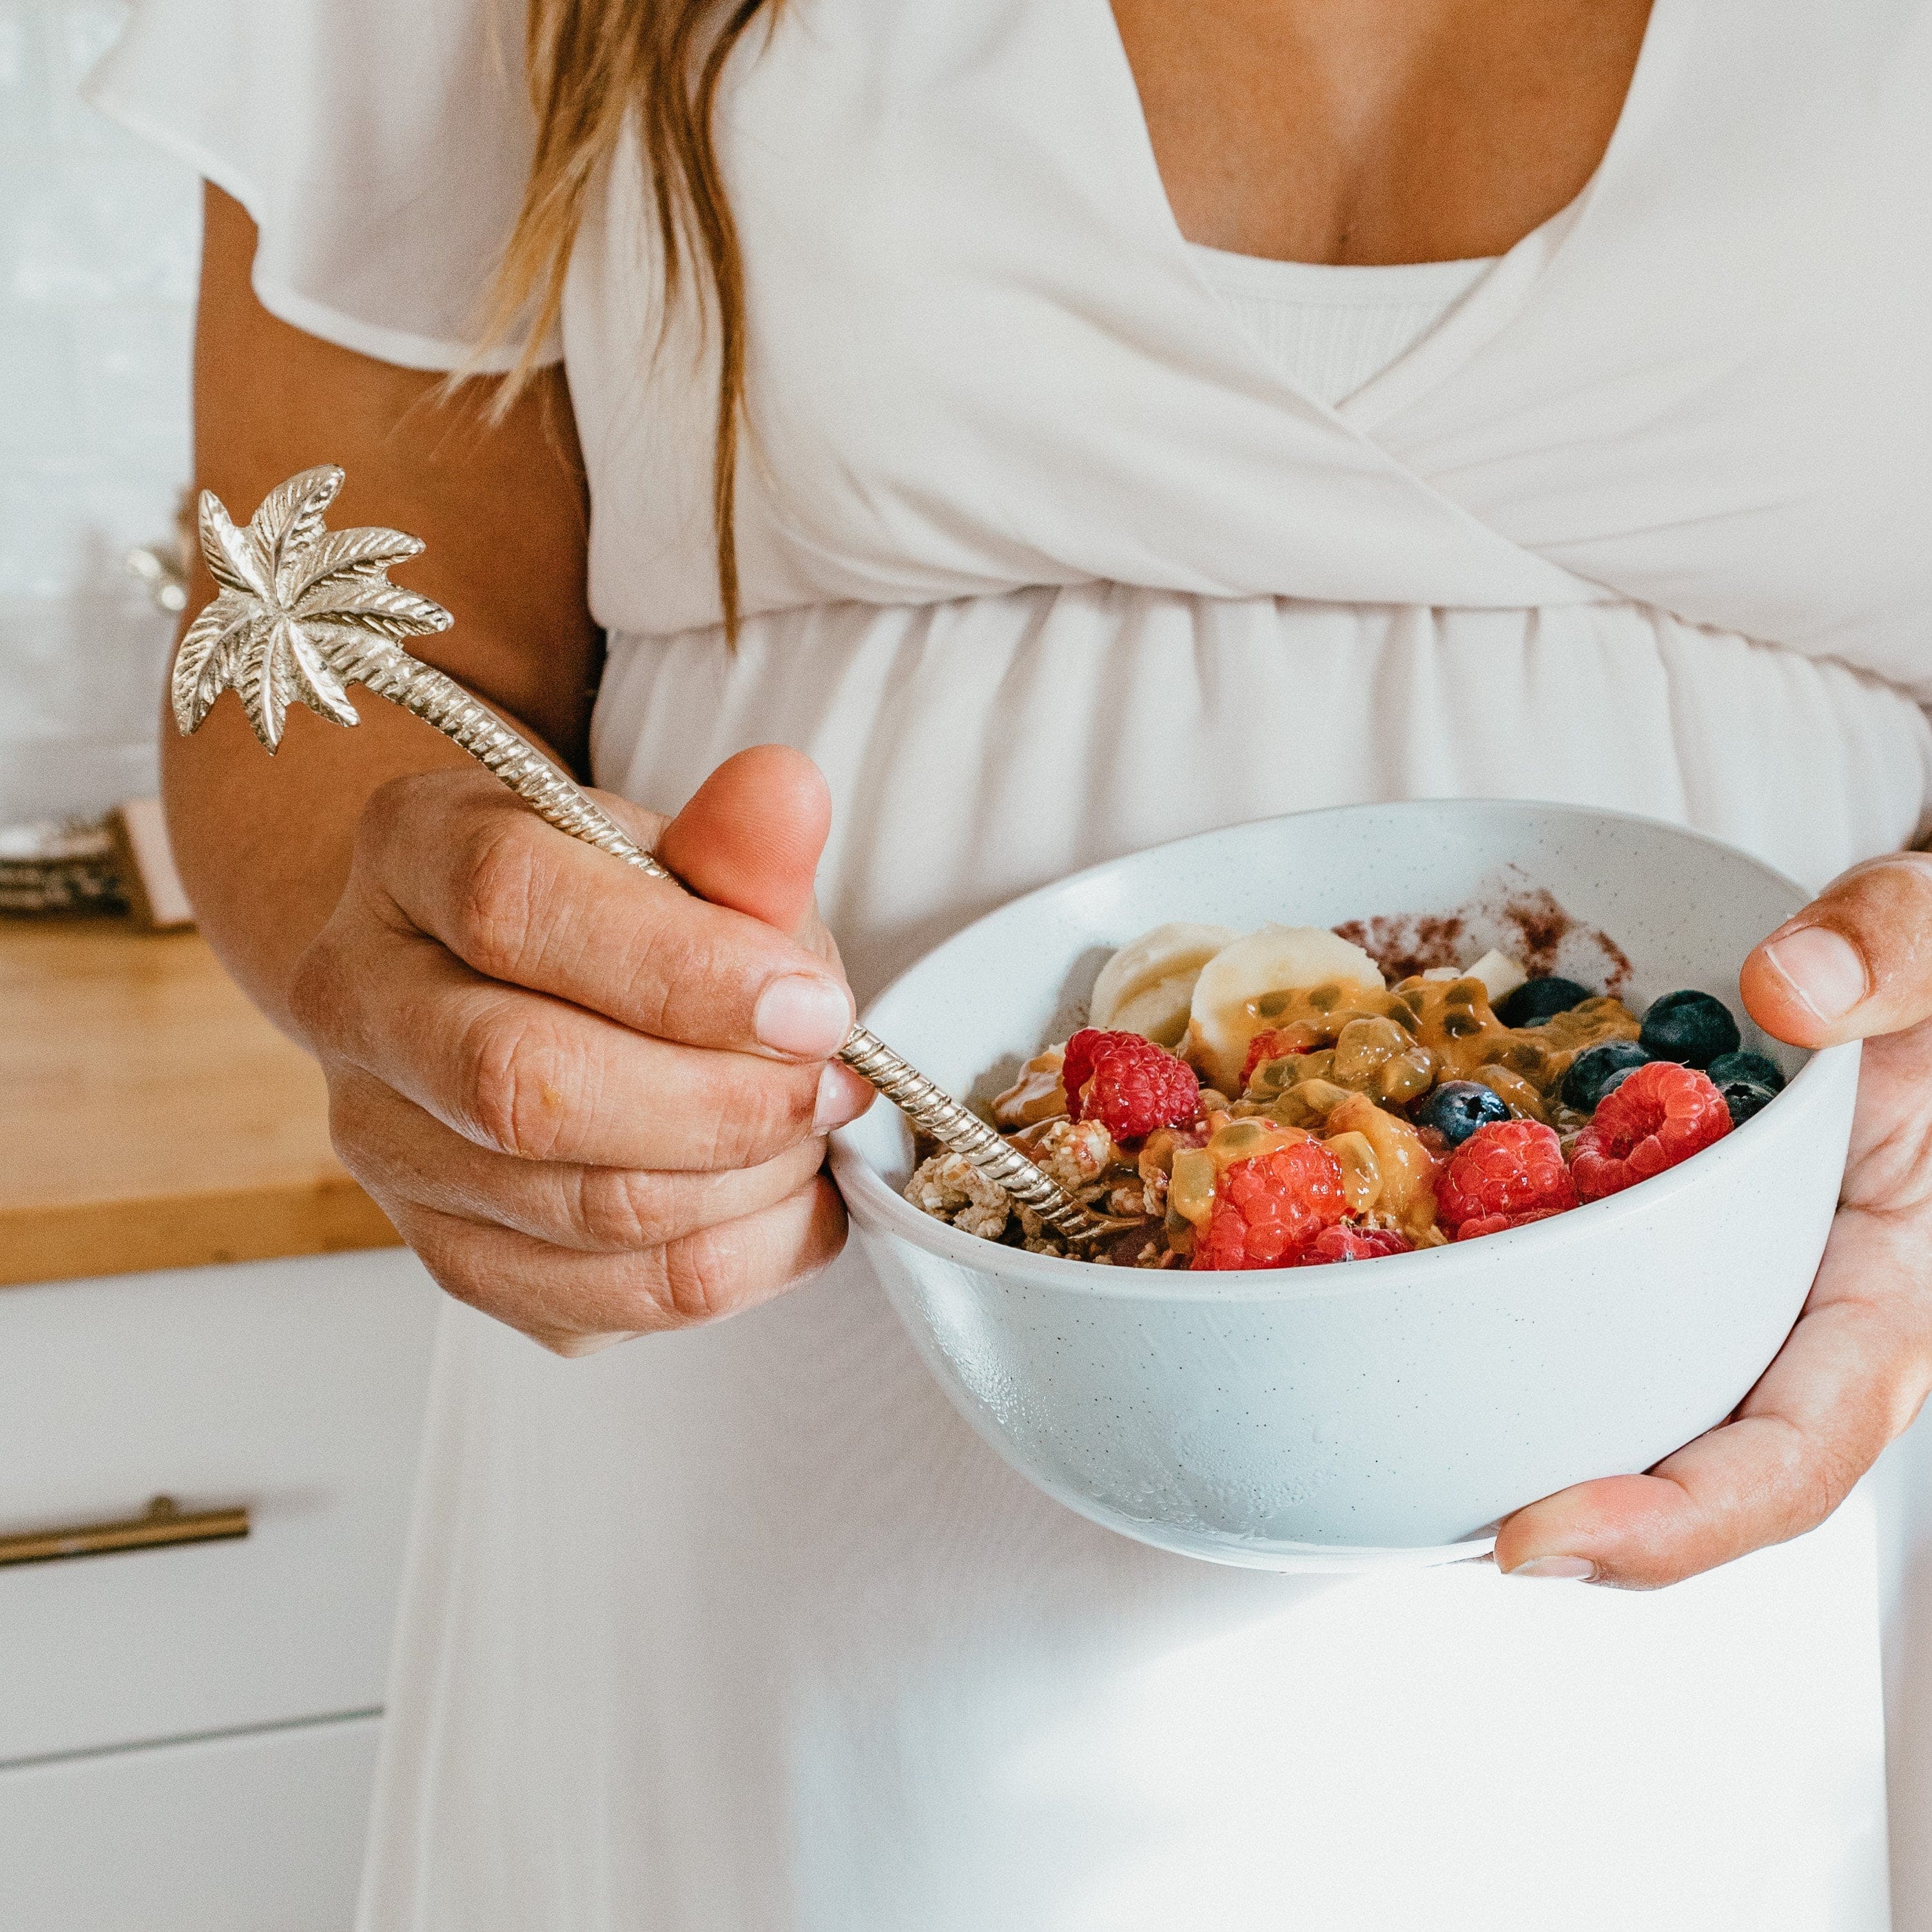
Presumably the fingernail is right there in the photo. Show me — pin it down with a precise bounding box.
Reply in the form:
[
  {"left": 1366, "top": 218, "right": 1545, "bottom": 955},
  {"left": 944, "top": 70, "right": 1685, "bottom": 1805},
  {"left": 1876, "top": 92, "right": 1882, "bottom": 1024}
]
[
  {"left": 1761, "top": 926, "right": 1868, "bottom": 1024},
  {"left": 755, "top": 975, "right": 853, "bottom": 1058},
  {"left": 814, "top": 1060, "right": 872, "bottom": 1133},
  {"left": 1505, "top": 1555, "right": 1598, "bottom": 1581}
]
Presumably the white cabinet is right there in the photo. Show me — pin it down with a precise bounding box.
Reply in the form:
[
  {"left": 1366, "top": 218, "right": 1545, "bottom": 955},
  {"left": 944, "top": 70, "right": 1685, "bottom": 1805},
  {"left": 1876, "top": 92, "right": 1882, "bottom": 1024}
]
[
  {"left": 0, "top": 1250, "right": 440, "bottom": 1929},
  {"left": 0, "top": 1716, "right": 381, "bottom": 1932}
]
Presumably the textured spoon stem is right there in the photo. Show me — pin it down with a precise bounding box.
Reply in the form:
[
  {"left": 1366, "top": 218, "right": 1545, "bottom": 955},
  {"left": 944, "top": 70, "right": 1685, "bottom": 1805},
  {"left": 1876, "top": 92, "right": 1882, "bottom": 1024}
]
[
  {"left": 177, "top": 468, "right": 1117, "bottom": 1246},
  {"left": 836, "top": 1028, "right": 1105, "bottom": 1237},
  {"left": 344, "top": 648, "right": 664, "bottom": 874},
  {"left": 338, "top": 646, "right": 1109, "bottom": 1240}
]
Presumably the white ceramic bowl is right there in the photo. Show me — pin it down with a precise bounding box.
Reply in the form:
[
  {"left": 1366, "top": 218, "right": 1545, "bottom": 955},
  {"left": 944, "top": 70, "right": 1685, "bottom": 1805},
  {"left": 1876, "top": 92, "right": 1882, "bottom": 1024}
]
[{"left": 831, "top": 801, "right": 1860, "bottom": 1570}]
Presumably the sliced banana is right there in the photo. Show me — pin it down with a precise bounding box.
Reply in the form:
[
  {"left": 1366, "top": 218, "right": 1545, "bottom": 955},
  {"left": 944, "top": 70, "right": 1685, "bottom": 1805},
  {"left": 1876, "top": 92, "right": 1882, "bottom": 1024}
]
[
  {"left": 1466, "top": 949, "right": 1528, "bottom": 1004},
  {"left": 1089, "top": 921, "right": 1238, "bottom": 1047},
  {"left": 1186, "top": 925, "right": 1386, "bottom": 1091},
  {"left": 1421, "top": 949, "right": 1527, "bottom": 1004}
]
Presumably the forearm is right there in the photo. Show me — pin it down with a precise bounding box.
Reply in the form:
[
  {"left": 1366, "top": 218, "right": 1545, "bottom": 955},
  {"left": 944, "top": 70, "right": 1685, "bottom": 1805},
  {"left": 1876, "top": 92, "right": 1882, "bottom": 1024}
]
[{"left": 181, "top": 183, "right": 600, "bottom": 1031}]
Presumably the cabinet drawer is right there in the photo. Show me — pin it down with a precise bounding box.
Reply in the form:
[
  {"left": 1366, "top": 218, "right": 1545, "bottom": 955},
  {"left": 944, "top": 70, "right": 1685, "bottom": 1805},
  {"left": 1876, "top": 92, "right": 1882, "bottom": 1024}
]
[
  {"left": 0, "top": 1251, "right": 438, "bottom": 1763},
  {"left": 0, "top": 1715, "right": 380, "bottom": 1932}
]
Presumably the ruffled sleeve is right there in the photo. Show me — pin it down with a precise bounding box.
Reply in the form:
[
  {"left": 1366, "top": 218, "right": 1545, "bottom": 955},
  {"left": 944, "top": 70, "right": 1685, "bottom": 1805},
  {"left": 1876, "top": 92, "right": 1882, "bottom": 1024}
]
[{"left": 85, "top": 0, "right": 557, "bottom": 371}]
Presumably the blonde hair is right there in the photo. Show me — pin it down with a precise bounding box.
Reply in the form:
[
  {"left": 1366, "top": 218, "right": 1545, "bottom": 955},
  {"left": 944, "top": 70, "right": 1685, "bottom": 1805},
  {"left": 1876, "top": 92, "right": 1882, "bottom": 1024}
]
[{"left": 486, "top": 0, "right": 782, "bottom": 640}]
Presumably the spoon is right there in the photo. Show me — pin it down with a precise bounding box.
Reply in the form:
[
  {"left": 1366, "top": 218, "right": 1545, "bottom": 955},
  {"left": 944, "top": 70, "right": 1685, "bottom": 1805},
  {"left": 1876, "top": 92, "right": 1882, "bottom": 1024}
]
[{"left": 172, "top": 466, "right": 1128, "bottom": 1246}]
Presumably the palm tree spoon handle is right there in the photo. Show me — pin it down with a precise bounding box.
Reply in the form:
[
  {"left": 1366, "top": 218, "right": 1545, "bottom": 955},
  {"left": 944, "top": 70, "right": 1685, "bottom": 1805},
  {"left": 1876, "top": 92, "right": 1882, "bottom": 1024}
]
[{"left": 172, "top": 465, "right": 1121, "bottom": 1245}]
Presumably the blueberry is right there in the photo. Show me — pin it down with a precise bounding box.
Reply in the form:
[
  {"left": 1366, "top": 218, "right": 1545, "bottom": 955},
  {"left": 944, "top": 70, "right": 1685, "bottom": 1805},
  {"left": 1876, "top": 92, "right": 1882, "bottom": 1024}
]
[
  {"left": 1411, "top": 1080, "right": 1512, "bottom": 1147},
  {"left": 1638, "top": 989, "right": 1741, "bottom": 1069},
  {"left": 1706, "top": 1050, "right": 1786, "bottom": 1096},
  {"left": 1561, "top": 1039, "right": 1651, "bottom": 1112},
  {"left": 1495, "top": 976, "right": 1593, "bottom": 1028},
  {"left": 1598, "top": 1065, "right": 1641, "bottom": 1103},
  {"left": 1717, "top": 1078, "right": 1778, "bottom": 1128}
]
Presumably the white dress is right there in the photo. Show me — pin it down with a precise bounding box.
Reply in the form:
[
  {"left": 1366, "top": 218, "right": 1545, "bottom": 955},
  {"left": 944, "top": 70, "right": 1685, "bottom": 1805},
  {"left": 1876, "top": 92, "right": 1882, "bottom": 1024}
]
[{"left": 94, "top": 2, "right": 1932, "bottom": 1926}]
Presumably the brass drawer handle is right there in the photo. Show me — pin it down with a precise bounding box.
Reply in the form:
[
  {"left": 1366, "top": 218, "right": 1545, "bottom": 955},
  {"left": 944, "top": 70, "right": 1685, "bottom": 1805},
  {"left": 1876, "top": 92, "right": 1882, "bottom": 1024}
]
[{"left": 0, "top": 1496, "right": 249, "bottom": 1569}]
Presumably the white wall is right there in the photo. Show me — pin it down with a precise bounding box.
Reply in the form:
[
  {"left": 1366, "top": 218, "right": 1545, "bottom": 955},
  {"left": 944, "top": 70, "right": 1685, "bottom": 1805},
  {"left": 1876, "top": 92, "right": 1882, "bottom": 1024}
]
[{"left": 0, "top": 0, "right": 198, "bottom": 823}]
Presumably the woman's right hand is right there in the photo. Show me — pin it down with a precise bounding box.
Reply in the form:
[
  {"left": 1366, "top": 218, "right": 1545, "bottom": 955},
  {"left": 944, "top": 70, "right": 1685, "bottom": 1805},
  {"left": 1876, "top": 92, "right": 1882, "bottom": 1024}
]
[{"left": 288, "top": 745, "right": 872, "bottom": 1355}]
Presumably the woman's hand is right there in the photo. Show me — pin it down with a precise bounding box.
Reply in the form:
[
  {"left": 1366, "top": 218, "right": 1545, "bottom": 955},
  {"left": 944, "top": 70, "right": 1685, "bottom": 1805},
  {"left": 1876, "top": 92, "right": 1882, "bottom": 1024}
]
[
  {"left": 1496, "top": 852, "right": 1932, "bottom": 1585},
  {"left": 179, "top": 192, "right": 870, "bottom": 1355},
  {"left": 291, "top": 744, "right": 874, "bottom": 1356}
]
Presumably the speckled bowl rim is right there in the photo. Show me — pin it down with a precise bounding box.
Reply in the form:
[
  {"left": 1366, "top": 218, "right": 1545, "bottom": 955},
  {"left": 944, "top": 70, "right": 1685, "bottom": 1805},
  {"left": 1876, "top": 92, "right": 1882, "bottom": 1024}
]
[{"left": 831, "top": 798, "right": 1860, "bottom": 1305}]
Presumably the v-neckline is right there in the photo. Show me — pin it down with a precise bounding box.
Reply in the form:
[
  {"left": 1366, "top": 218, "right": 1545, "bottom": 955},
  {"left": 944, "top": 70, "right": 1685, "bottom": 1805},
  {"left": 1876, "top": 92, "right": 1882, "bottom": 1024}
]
[{"left": 1090, "top": 0, "right": 1674, "bottom": 432}]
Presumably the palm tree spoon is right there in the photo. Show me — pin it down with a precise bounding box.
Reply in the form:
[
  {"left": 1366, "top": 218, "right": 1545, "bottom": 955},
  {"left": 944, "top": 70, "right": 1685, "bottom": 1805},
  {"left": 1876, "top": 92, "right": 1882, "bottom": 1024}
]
[{"left": 172, "top": 464, "right": 1126, "bottom": 1245}]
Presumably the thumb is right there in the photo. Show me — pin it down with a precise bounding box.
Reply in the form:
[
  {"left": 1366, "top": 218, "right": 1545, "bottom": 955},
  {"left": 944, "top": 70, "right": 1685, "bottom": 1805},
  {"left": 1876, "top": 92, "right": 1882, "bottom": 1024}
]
[
  {"left": 1740, "top": 851, "right": 1932, "bottom": 1047},
  {"left": 655, "top": 743, "right": 833, "bottom": 938}
]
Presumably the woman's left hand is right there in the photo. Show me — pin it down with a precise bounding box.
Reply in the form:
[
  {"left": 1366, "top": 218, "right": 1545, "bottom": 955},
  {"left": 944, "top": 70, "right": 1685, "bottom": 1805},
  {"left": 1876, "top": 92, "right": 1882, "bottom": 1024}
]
[{"left": 1494, "top": 852, "right": 1932, "bottom": 1586}]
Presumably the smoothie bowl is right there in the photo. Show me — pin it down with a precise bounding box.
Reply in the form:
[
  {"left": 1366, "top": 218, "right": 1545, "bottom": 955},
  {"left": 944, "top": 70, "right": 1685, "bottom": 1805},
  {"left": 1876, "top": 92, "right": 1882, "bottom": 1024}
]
[{"left": 829, "top": 801, "right": 1860, "bottom": 1569}]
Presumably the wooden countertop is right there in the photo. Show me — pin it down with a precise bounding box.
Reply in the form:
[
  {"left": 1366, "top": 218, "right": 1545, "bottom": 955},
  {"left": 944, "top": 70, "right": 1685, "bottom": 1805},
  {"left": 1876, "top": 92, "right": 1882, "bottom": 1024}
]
[{"left": 1, "top": 920, "right": 399, "bottom": 1286}]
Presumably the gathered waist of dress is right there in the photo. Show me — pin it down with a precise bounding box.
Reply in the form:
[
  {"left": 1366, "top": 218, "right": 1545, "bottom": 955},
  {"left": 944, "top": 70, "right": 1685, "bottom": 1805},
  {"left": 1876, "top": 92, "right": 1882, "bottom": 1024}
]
[
  {"left": 611, "top": 582, "right": 1929, "bottom": 706},
  {"left": 592, "top": 582, "right": 1932, "bottom": 997}
]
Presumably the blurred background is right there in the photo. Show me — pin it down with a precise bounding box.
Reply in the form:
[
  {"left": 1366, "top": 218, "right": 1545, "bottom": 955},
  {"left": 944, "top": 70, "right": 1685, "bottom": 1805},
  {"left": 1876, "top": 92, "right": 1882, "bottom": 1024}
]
[{"left": 1, "top": 0, "right": 191, "bottom": 826}]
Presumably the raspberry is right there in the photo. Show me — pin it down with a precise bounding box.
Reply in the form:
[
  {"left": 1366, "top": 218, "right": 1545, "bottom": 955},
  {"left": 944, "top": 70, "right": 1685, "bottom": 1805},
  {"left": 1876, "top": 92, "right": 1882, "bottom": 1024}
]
[
  {"left": 1062, "top": 1029, "right": 1200, "bottom": 1140},
  {"left": 1192, "top": 1141, "right": 1348, "bottom": 1271},
  {"left": 1570, "top": 1060, "right": 1731, "bottom": 1202},
  {"left": 1435, "top": 1119, "right": 1578, "bottom": 1235},
  {"left": 1296, "top": 1223, "right": 1416, "bottom": 1266},
  {"left": 1241, "top": 1027, "right": 1305, "bottom": 1089},
  {"left": 1455, "top": 1206, "right": 1568, "bottom": 1242},
  {"left": 1061, "top": 1029, "right": 1107, "bottom": 1113}
]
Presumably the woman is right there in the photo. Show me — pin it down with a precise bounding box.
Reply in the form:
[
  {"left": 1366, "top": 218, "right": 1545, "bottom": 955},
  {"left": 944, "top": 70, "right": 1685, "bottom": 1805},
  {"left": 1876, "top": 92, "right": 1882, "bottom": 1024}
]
[{"left": 94, "top": 0, "right": 1932, "bottom": 1924}]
